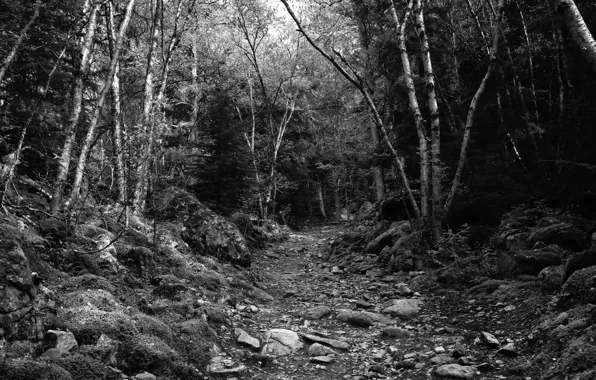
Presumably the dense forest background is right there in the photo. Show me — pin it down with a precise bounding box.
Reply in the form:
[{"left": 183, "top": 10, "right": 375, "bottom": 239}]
[{"left": 1, "top": 0, "right": 596, "bottom": 237}]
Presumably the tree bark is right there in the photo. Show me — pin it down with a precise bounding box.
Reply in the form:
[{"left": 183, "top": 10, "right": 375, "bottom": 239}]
[
  {"left": 413, "top": 0, "right": 442, "bottom": 241},
  {"left": 444, "top": 0, "right": 505, "bottom": 215},
  {"left": 390, "top": 0, "right": 428, "bottom": 222},
  {"left": 133, "top": 0, "right": 161, "bottom": 212},
  {"left": 51, "top": 1, "right": 100, "bottom": 213},
  {"left": 107, "top": 0, "right": 127, "bottom": 205},
  {"left": 0, "top": 0, "right": 42, "bottom": 84},
  {"left": 515, "top": 0, "right": 540, "bottom": 128},
  {"left": 66, "top": 0, "right": 136, "bottom": 208},
  {"left": 552, "top": 0, "right": 596, "bottom": 73}
]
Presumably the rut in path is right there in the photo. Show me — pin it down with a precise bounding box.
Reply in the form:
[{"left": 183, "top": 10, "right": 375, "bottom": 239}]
[{"left": 225, "top": 225, "right": 535, "bottom": 380}]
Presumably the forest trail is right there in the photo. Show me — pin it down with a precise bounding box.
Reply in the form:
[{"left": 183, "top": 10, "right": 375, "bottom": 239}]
[{"left": 228, "top": 224, "right": 538, "bottom": 380}]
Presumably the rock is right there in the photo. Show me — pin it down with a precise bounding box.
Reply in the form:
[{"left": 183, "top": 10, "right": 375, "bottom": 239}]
[
  {"left": 434, "top": 364, "right": 477, "bottom": 379},
  {"left": 382, "top": 299, "right": 423, "bottom": 319},
  {"left": 559, "top": 266, "right": 596, "bottom": 307},
  {"left": 234, "top": 328, "right": 260, "bottom": 351},
  {"left": 394, "top": 283, "right": 414, "bottom": 296},
  {"left": 563, "top": 246, "right": 596, "bottom": 283},
  {"left": 262, "top": 329, "right": 303, "bottom": 356},
  {"left": 354, "top": 300, "right": 373, "bottom": 309},
  {"left": 0, "top": 240, "right": 42, "bottom": 340},
  {"left": 206, "top": 356, "right": 247, "bottom": 377},
  {"left": 514, "top": 249, "right": 563, "bottom": 275},
  {"left": 369, "top": 364, "right": 385, "bottom": 374},
  {"left": 381, "top": 326, "right": 412, "bottom": 339},
  {"left": 156, "top": 187, "right": 251, "bottom": 266},
  {"left": 366, "top": 221, "right": 411, "bottom": 255},
  {"left": 336, "top": 310, "right": 374, "bottom": 327},
  {"left": 305, "top": 305, "right": 332, "bottom": 320},
  {"left": 302, "top": 333, "right": 350, "bottom": 350},
  {"left": 497, "top": 343, "right": 517, "bottom": 357},
  {"left": 431, "top": 353, "right": 456, "bottom": 365},
  {"left": 251, "top": 288, "right": 274, "bottom": 302},
  {"left": 477, "top": 332, "right": 500, "bottom": 348},
  {"left": 538, "top": 265, "right": 564, "bottom": 293},
  {"left": 528, "top": 222, "right": 586, "bottom": 252},
  {"left": 451, "top": 342, "right": 467, "bottom": 358},
  {"left": 360, "top": 311, "right": 393, "bottom": 325},
  {"left": 134, "top": 372, "right": 157, "bottom": 380},
  {"left": 308, "top": 343, "right": 337, "bottom": 357},
  {"left": 310, "top": 355, "right": 335, "bottom": 364},
  {"left": 42, "top": 330, "right": 78, "bottom": 356},
  {"left": 434, "top": 346, "right": 446, "bottom": 353}
]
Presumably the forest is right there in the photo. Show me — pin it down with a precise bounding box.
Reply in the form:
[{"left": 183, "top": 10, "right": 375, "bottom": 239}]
[
  {"left": 2, "top": 0, "right": 596, "bottom": 379},
  {"left": 0, "top": 0, "right": 594, "bottom": 235}
]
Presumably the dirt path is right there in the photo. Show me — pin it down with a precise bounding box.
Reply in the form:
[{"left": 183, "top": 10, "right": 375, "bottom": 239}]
[{"left": 230, "top": 225, "right": 537, "bottom": 380}]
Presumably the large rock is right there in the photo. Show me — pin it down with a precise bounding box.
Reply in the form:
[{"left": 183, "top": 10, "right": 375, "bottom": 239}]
[
  {"left": 155, "top": 187, "right": 251, "bottom": 267},
  {"left": 382, "top": 299, "right": 423, "bottom": 319},
  {"left": 0, "top": 240, "right": 44, "bottom": 340},
  {"left": 262, "top": 329, "right": 303, "bottom": 356},
  {"left": 366, "top": 221, "right": 411, "bottom": 255},
  {"left": 42, "top": 330, "right": 78, "bottom": 356},
  {"left": 434, "top": 364, "right": 477, "bottom": 379},
  {"left": 528, "top": 222, "right": 586, "bottom": 252},
  {"left": 513, "top": 248, "right": 563, "bottom": 275}
]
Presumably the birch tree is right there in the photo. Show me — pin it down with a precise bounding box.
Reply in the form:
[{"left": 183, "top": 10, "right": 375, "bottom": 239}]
[{"left": 51, "top": 0, "right": 100, "bottom": 213}]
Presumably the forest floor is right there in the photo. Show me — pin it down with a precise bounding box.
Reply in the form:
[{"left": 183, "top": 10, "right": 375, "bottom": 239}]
[{"left": 227, "top": 224, "right": 545, "bottom": 380}]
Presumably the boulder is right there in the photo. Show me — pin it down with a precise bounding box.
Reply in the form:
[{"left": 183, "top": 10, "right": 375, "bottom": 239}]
[
  {"left": 434, "top": 363, "right": 477, "bottom": 379},
  {"left": 155, "top": 187, "right": 251, "bottom": 267},
  {"left": 538, "top": 265, "right": 564, "bottom": 293},
  {"left": 336, "top": 310, "right": 374, "bottom": 327},
  {"left": 382, "top": 299, "right": 423, "bottom": 319},
  {"left": 307, "top": 343, "right": 337, "bottom": 357},
  {"left": 366, "top": 221, "right": 411, "bottom": 255},
  {"left": 304, "top": 305, "right": 332, "bottom": 320},
  {"left": 302, "top": 333, "right": 350, "bottom": 350},
  {"left": 514, "top": 248, "right": 563, "bottom": 275},
  {"left": 234, "top": 328, "right": 260, "bottom": 351},
  {"left": 262, "top": 329, "right": 302, "bottom": 356},
  {"left": 528, "top": 223, "right": 586, "bottom": 252},
  {"left": 42, "top": 330, "right": 78, "bottom": 356},
  {"left": 559, "top": 266, "right": 596, "bottom": 307}
]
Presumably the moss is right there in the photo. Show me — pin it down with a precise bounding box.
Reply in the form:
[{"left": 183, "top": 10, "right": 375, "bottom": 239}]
[
  {"left": 190, "top": 270, "right": 227, "bottom": 292},
  {"left": 60, "top": 274, "right": 115, "bottom": 293},
  {"left": 171, "top": 319, "right": 213, "bottom": 371},
  {"left": 57, "top": 306, "right": 137, "bottom": 345},
  {"left": 0, "top": 358, "right": 72, "bottom": 380},
  {"left": 133, "top": 313, "right": 173, "bottom": 344},
  {"left": 120, "top": 334, "right": 179, "bottom": 374},
  {"left": 203, "top": 304, "right": 229, "bottom": 325},
  {"left": 60, "top": 289, "right": 123, "bottom": 312},
  {"left": 51, "top": 354, "right": 109, "bottom": 380}
]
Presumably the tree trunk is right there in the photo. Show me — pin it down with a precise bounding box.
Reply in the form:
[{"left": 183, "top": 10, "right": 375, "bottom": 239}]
[
  {"left": 107, "top": 1, "right": 127, "bottom": 205},
  {"left": 444, "top": 0, "right": 505, "bottom": 215},
  {"left": 552, "top": 0, "right": 596, "bottom": 73},
  {"left": 0, "top": 0, "right": 42, "bottom": 84},
  {"left": 51, "top": 1, "right": 100, "bottom": 213},
  {"left": 66, "top": 0, "right": 136, "bottom": 208},
  {"left": 244, "top": 73, "right": 265, "bottom": 218},
  {"left": 133, "top": 0, "right": 161, "bottom": 212},
  {"left": 317, "top": 181, "right": 326, "bottom": 219},
  {"left": 391, "top": 0, "right": 428, "bottom": 222},
  {"left": 515, "top": 0, "right": 540, "bottom": 128},
  {"left": 413, "top": 0, "right": 442, "bottom": 242}
]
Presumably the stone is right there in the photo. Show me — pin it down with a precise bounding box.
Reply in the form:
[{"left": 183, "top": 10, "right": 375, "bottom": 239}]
[
  {"left": 477, "top": 332, "right": 500, "bottom": 348},
  {"left": 157, "top": 187, "right": 251, "bottom": 266},
  {"left": 394, "top": 283, "right": 414, "bottom": 296},
  {"left": 369, "top": 364, "right": 385, "bottom": 374},
  {"left": 310, "top": 355, "right": 335, "bottom": 364},
  {"left": 434, "top": 364, "right": 477, "bottom": 379},
  {"left": 262, "top": 329, "right": 303, "bottom": 356},
  {"left": 360, "top": 311, "right": 393, "bottom": 325},
  {"left": 434, "top": 346, "right": 446, "bottom": 353},
  {"left": 42, "top": 330, "right": 78, "bottom": 356},
  {"left": 234, "top": 328, "right": 260, "bottom": 351},
  {"left": 430, "top": 354, "right": 456, "bottom": 365},
  {"left": 302, "top": 333, "right": 350, "bottom": 350},
  {"left": 354, "top": 300, "right": 373, "bottom": 309},
  {"left": 134, "top": 372, "right": 157, "bottom": 380},
  {"left": 382, "top": 299, "right": 423, "bottom": 319},
  {"left": 451, "top": 342, "right": 467, "bottom": 358},
  {"left": 514, "top": 249, "right": 563, "bottom": 275},
  {"left": 528, "top": 222, "right": 586, "bottom": 252},
  {"left": 308, "top": 343, "right": 337, "bottom": 357},
  {"left": 538, "top": 265, "right": 564, "bottom": 293},
  {"left": 251, "top": 288, "right": 274, "bottom": 302},
  {"left": 365, "top": 221, "right": 411, "bottom": 255},
  {"left": 496, "top": 343, "right": 517, "bottom": 357},
  {"left": 206, "top": 356, "right": 247, "bottom": 377},
  {"left": 381, "top": 326, "right": 412, "bottom": 339},
  {"left": 305, "top": 305, "right": 332, "bottom": 320},
  {"left": 336, "top": 310, "right": 374, "bottom": 327}
]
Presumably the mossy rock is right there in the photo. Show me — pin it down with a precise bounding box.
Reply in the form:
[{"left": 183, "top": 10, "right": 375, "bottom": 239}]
[
  {"left": 60, "top": 274, "right": 115, "bottom": 293},
  {"left": 50, "top": 354, "right": 110, "bottom": 380},
  {"left": 120, "top": 334, "right": 179, "bottom": 374},
  {"left": 0, "top": 358, "right": 72, "bottom": 380},
  {"left": 172, "top": 319, "right": 213, "bottom": 370},
  {"left": 60, "top": 289, "right": 123, "bottom": 313},
  {"left": 133, "top": 313, "right": 173, "bottom": 344},
  {"left": 559, "top": 266, "right": 596, "bottom": 308},
  {"left": 57, "top": 306, "right": 137, "bottom": 345},
  {"left": 189, "top": 270, "right": 227, "bottom": 292}
]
